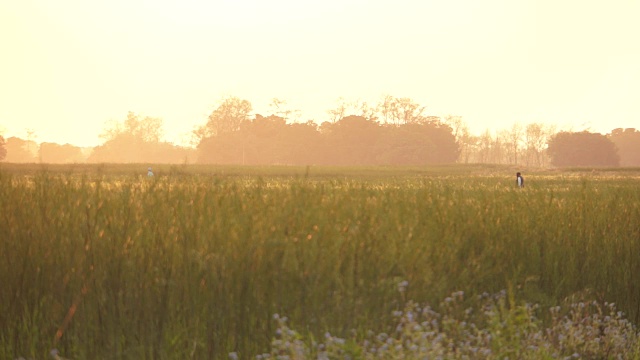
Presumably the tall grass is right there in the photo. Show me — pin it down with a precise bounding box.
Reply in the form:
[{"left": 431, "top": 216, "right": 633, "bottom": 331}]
[{"left": 1, "top": 166, "right": 640, "bottom": 359}]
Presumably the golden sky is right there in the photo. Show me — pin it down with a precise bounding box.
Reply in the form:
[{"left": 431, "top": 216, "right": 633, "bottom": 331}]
[{"left": 1, "top": 0, "right": 639, "bottom": 147}]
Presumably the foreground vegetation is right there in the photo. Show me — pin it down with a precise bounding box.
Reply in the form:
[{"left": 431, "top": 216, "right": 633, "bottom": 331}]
[
  {"left": 260, "top": 290, "right": 640, "bottom": 359},
  {"left": 1, "top": 164, "right": 640, "bottom": 359}
]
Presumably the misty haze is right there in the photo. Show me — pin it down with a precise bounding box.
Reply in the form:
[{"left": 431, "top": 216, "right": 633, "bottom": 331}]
[{"left": 2, "top": 1, "right": 640, "bottom": 359}]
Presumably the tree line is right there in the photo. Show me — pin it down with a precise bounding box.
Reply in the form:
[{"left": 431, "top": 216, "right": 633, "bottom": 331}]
[
  {"left": 195, "top": 96, "right": 458, "bottom": 166},
  {"left": 1, "top": 96, "right": 639, "bottom": 167}
]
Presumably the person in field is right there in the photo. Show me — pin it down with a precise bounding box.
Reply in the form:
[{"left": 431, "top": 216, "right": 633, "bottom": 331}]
[
  {"left": 147, "top": 167, "right": 154, "bottom": 177},
  {"left": 516, "top": 172, "right": 524, "bottom": 188}
]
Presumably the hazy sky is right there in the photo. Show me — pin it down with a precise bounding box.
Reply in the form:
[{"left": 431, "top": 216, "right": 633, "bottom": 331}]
[{"left": 1, "top": 0, "right": 639, "bottom": 147}]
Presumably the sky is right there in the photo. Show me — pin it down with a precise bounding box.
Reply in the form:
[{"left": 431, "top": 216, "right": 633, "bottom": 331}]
[{"left": 1, "top": 0, "right": 639, "bottom": 147}]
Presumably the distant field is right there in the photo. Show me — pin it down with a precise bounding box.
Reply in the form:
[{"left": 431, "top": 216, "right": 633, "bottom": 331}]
[{"left": 2, "top": 164, "right": 640, "bottom": 359}]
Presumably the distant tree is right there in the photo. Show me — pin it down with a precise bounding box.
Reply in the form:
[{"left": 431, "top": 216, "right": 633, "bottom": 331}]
[
  {"left": 100, "top": 111, "right": 164, "bottom": 143},
  {"left": 609, "top": 128, "right": 640, "bottom": 166},
  {"left": 4, "top": 137, "right": 37, "bottom": 162},
  {"left": 393, "top": 97, "right": 428, "bottom": 125},
  {"left": 39, "top": 142, "right": 85, "bottom": 163},
  {"left": 472, "top": 130, "right": 508, "bottom": 164},
  {"left": 327, "top": 97, "right": 350, "bottom": 124},
  {"left": 89, "top": 133, "right": 146, "bottom": 163},
  {"left": 523, "top": 123, "right": 555, "bottom": 167},
  {"left": 268, "top": 98, "right": 301, "bottom": 122},
  {"left": 350, "top": 99, "right": 378, "bottom": 121},
  {"left": 89, "top": 134, "right": 194, "bottom": 164},
  {"left": 377, "top": 94, "right": 396, "bottom": 125},
  {"left": 197, "top": 114, "right": 271, "bottom": 164},
  {"left": 443, "top": 115, "right": 475, "bottom": 164},
  {"left": 547, "top": 131, "right": 619, "bottom": 167},
  {"left": 374, "top": 95, "right": 429, "bottom": 126},
  {"left": 90, "top": 112, "right": 191, "bottom": 163},
  {"left": 416, "top": 122, "right": 459, "bottom": 164},
  {"left": 500, "top": 123, "right": 524, "bottom": 165},
  {"left": 286, "top": 121, "right": 322, "bottom": 165},
  {"left": 457, "top": 128, "right": 476, "bottom": 164},
  {"left": 197, "top": 110, "right": 459, "bottom": 166},
  {"left": 144, "top": 142, "right": 195, "bottom": 164},
  {"left": 490, "top": 135, "right": 506, "bottom": 164},
  {"left": 194, "top": 96, "right": 457, "bottom": 166},
  {"left": 197, "top": 131, "right": 245, "bottom": 164},
  {"left": 323, "top": 115, "right": 383, "bottom": 165},
  {"left": 326, "top": 95, "right": 428, "bottom": 126},
  {"left": 327, "top": 98, "right": 377, "bottom": 124},
  {"left": 241, "top": 114, "right": 289, "bottom": 164},
  {"left": 380, "top": 122, "right": 458, "bottom": 165},
  {"left": 0, "top": 136, "right": 6, "bottom": 161},
  {"left": 490, "top": 132, "right": 504, "bottom": 163},
  {"left": 194, "top": 96, "right": 252, "bottom": 142},
  {"left": 443, "top": 115, "right": 465, "bottom": 140},
  {"left": 475, "top": 130, "right": 493, "bottom": 163},
  {"left": 377, "top": 97, "right": 425, "bottom": 126}
]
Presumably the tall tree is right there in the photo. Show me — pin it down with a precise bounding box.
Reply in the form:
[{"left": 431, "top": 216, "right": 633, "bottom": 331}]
[
  {"left": 326, "top": 97, "right": 349, "bottom": 124},
  {"left": 443, "top": 115, "right": 465, "bottom": 140},
  {"left": 242, "top": 114, "right": 288, "bottom": 164},
  {"left": 381, "top": 122, "right": 458, "bottom": 165},
  {"left": 198, "top": 114, "right": 295, "bottom": 165},
  {"left": 350, "top": 99, "right": 377, "bottom": 121},
  {"left": 90, "top": 112, "right": 192, "bottom": 163},
  {"left": 3, "top": 137, "right": 37, "bottom": 163},
  {"left": 547, "top": 131, "right": 620, "bottom": 167},
  {"left": 393, "top": 97, "right": 427, "bottom": 125},
  {"left": 323, "top": 115, "right": 383, "bottom": 165},
  {"left": 490, "top": 135, "right": 506, "bottom": 164},
  {"left": 476, "top": 130, "right": 493, "bottom": 163},
  {"left": 377, "top": 94, "right": 396, "bottom": 125},
  {"left": 609, "top": 128, "right": 640, "bottom": 166},
  {"left": 458, "top": 131, "right": 478, "bottom": 164},
  {"left": 196, "top": 112, "right": 459, "bottom": 166},
  {"left": 285, "top": 121, "right": 322, "bottom": 165},
  {"left": 523, "top": 122, "right": 555, "bottom": 167},
  {"left": 100, "top": 111, "right": 164, "bottom": 143},
  {"left": 89, "top": 133, "right": 147, "bottom": 163},
  {"left": 196, "top": 96, "right": 252, "bottom": 141},
  {"left": 443, "top": 115, "right": 475, "bottom": 164},
  {"left": 0, "top": 136, "right": 6, "bottom": 161},
  {"left": 500, "top": 123, "right": 524, "bottom": 165},
  {"left": 268, "top": 98, "right": 301, "bottom": 122},
  {"left": 327, "top": 98, "right": 378, "bottom": 124}
]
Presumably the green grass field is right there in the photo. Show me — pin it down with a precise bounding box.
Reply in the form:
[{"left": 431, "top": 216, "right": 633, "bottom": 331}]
[{"left": 2, "top": 164, "right": 640, "bottom": 359}]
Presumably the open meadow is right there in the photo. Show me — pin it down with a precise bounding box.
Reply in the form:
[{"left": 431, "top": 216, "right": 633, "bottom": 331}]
[{"left": 2, "top": 164, "right": 640, "bottom": 359}]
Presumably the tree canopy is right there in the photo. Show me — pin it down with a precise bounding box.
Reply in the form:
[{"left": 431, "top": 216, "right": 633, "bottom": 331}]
[
  {"left": 609, "top": 128, "right": 640, "bottom": 167},
  {"left": 193, "top": 96, "right": 462, "bottom": 165},
  {"left": 39, "top": 142, "right": 84, "bottom": 163},
  {"left": 193, "top": 96, "right": 253, "bottom": 143},
  {"left": 100, "top": 111, "right": 164, "bottom": 143},
  {"left": 2, "top": 137, "right": 37, "bottom": 163},
  {"left": 89, "top": 112, "right": 193, "bottom": 163},
  {"left": 4, "top": 95, "right": 640, "bottom": 167},
  {"left": 0, "top": 136, "right": 6, "bottom": 161},
  {"left": 197, "top": 113, "right": 459, "bottom": 166},
  {"left": 547, "top": 131, "right": 620, "bottom": 167}
]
